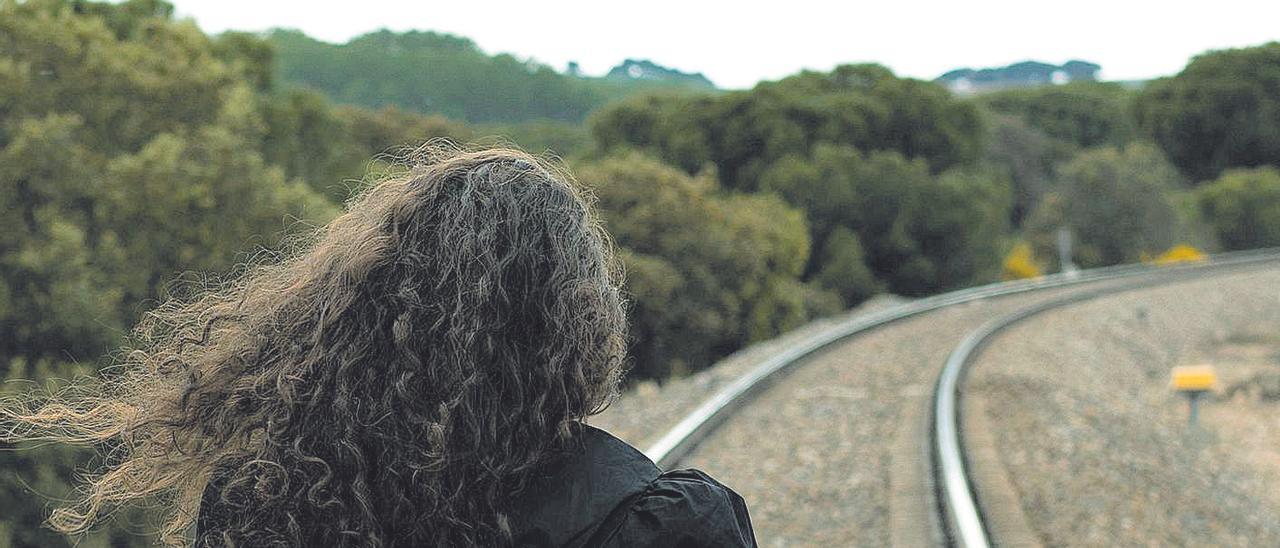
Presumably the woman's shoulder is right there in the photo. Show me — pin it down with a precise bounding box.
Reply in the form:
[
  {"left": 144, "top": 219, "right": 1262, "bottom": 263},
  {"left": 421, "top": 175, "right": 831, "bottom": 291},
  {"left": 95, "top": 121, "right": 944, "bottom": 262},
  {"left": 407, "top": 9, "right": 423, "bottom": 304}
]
[
  {"left": 509, "top": 425, "right": 661, "bottom": 545},
  {"left": 510, "top": 425, "right": 755, "bottom": 547},
  {"left": 589, "top": 467, "right": 757, "bottom": 548}
]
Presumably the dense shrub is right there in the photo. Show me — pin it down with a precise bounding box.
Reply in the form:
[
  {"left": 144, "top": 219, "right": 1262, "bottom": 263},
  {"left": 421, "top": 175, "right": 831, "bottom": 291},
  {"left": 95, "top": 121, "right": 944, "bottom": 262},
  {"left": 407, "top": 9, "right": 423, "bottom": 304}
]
[
  {"left": 979, "top": 82, "right": 1136, "bottom": 148},
  {"left": 1198, "top": 167, "right": 1280, "bottom": 250},
  {"left": 575, "top": 152, "right": 816, "bottom": 378},
  {"left": 1023, "top": 144, "right": 1185, "bottom": 267}
]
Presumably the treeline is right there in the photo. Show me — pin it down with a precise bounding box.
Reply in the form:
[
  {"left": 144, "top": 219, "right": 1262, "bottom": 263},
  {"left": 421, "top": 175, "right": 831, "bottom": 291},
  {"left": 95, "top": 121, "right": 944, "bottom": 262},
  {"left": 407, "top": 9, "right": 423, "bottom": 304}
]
[
  {"left": 4, "top": 0, "right": 1280, "bottom": 543},
  {"left": 269, "top": 28, "right": 713, "bottom": 124},
  {"left": 973, "top": 45, "right": 1280, "bottom": 271},
  {"left": 589, "top": 65, "right": 1004, "bottom": 303}
]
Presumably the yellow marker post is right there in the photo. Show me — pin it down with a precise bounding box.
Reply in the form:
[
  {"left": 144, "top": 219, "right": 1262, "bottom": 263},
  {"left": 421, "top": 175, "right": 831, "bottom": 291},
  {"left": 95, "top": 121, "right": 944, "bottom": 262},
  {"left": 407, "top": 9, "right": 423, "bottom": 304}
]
[{"left": 1171, "top": 365, "right": 1216, "bottom": 426}]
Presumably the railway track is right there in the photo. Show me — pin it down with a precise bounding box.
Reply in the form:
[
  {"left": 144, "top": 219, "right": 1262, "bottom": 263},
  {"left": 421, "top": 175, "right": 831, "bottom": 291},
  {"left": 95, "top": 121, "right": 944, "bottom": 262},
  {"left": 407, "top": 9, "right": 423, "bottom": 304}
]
[{"left": 635, "top": 250, "right": 1280, "bottom": 546}]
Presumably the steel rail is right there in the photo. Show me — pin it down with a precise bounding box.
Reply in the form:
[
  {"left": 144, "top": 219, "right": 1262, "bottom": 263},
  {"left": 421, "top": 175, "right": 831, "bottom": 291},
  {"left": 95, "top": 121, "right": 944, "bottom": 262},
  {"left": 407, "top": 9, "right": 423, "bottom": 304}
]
[
  {"left": 931, "top": 250, "right": 1280, "bottom": 548},
  {"left": 645, "top": 247, "right": 1280, "bottom": 470}
]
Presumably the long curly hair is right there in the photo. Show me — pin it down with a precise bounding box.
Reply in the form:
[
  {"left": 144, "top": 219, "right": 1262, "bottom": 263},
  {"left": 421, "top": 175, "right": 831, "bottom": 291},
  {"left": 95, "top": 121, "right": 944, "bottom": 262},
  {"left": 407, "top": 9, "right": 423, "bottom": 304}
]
[{"left": 1, "top": 145, "right": 629, "bottom": 546}]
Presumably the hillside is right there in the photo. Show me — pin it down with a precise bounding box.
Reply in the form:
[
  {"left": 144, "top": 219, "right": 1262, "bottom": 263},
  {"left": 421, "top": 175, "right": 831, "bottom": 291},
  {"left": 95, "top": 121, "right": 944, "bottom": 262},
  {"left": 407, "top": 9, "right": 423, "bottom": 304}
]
[
  {"left": 269, "top": 29, "right": 715, "bottom": 124},
  {"left": 605, "top": 59, "right": 715, "bottom": 88}
]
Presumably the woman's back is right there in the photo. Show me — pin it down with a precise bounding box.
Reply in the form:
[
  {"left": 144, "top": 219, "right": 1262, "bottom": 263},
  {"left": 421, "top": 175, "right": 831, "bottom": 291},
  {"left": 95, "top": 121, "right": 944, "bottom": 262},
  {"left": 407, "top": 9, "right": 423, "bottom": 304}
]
[{"left": 197, "top": 424, "right": 755, "bottom": 546}]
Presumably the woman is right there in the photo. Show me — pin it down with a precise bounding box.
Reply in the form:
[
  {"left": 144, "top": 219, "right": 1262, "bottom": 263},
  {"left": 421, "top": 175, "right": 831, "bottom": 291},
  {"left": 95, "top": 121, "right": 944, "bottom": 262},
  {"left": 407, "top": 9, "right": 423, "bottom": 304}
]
[{"left": 3, "top": 146, "right": 756, "bottom": 546}]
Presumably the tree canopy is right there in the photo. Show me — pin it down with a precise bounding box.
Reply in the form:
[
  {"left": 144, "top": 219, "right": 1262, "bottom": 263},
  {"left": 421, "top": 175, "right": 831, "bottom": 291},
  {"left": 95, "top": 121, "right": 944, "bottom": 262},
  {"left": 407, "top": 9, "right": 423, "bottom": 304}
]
[
  {"left": 1136, "top": 42, "right": 1280, "bottom": 182},
  {"left": 590, "top": 64, "right": 987, "bottom": 191},
  {"left": 1198, "top": 166, "right": 1280, "bottom": 250},
  {"left": 578, "top": 152, "right": 820, "bottom": 378},
  {"left": 978, "top": 82, "right": 1137, "bottom": 149},
  {"left": 590, "top": 65, "right": 1003, "bottom": 298}
]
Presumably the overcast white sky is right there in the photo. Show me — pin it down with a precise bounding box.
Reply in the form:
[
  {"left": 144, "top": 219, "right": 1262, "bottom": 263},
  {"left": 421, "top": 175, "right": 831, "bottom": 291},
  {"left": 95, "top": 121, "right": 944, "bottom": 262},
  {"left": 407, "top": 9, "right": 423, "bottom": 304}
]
[{"left": 169, "top": 0, "right": 1279, "bottom": 89}]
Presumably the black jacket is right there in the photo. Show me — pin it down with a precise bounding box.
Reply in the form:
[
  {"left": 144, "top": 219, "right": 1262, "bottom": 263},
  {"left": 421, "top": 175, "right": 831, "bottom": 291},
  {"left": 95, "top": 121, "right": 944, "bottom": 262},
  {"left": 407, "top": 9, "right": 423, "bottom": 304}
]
[
  {"left": 196, "top": 426, "right": 756, "bottom": 547},
  {"left": 508, "top": 425, "right": 756, "bottom": 547}
]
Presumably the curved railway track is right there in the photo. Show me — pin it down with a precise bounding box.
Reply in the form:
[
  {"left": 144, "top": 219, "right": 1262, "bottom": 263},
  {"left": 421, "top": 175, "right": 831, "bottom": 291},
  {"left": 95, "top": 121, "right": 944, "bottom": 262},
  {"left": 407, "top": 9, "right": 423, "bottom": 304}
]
[{"left": 638, "top": 249, "right": 1280, "bottom": 546}]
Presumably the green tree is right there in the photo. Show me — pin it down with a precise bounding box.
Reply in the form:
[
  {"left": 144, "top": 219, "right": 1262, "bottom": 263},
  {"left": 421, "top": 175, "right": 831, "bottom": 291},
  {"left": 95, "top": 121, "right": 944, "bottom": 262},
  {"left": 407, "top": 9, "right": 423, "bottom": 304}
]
[
  {"left": 979, "top": 82, "right": 1136, "bottom": 148},
  {"left": 760, "top": 144, "right": 1010, "bottom": 297},
  {"left": 0, "top": 3, "right": 336, "bottom": 544},
  {"left": 590, "top": 64, "right": 985, "bottom": 192},
  {"left": 912, "top": 167, "right": 1012, "bottom": 287},
  {"left": 575, "top": 152, "right": 813, "bottom": 379},
  {"left": 212, "top": 31, "right": 277, "bottom": 92},
  {"left": 764, "top": 64, "right": 986, "bottom": 173},
  {"left": 257, "top": 91, "right": 477, "bottom": 203},
  {"left": 0, "top": 113, "right": 118, "bottom": 367},
  {"left": 587, "top": 92, "right": 718, "bottom": 174},
  {"left": 477, "top": 119, "right": 591, "bottom": 158},
  {"left": 337, "top": 104, "right": 475, "bottom": 163},
  {"left": 1198, "top": 166, "right": 1280, "bottom": 250},
  {"left": 99, "top": 117, "right": 336, "bottom": 313},
  {"left": 810, "top": 226, "right": 879, "bottom": 305},
  {"left": 1135, "top": 42, "right": 1280, "bottom": 181},
  {"left": 260, "top": 89, "right": 365, "bottom": 201},
  {"left": 0, "top": 0, "right": 235, "bottom": 156},
  {"left": 1025, "top": 143, "right": 1184, "bottom": 267},
  {"left": 980, "top": 113, "right": 1079, "bottom": 226}
]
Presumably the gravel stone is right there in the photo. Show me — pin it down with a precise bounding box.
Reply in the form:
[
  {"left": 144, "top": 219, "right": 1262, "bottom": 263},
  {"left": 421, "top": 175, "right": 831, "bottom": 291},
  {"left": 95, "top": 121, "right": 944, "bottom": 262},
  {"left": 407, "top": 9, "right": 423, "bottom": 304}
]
[
  {"left": 970, "top": 267, "right": 1280, "bottom": 547},
  {"left": 598, "top": 279, "right": 1144, "bottom": 546}
]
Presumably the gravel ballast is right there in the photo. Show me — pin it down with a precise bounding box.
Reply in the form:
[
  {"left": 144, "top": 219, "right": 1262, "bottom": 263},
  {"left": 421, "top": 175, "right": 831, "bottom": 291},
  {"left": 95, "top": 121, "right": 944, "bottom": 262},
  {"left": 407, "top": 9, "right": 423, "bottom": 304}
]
[
  {"left": 589, "top": 266, "right": 1280, "bottom": 546},
  {"left": 969, "top": 267, "right": 1280, "bottom": 547},
  {"left": 589, "top": 295, "right": 907, "bottom": 453},
  {"left": 593, "top": 277, "right": 1165, "bottom": 546}
]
